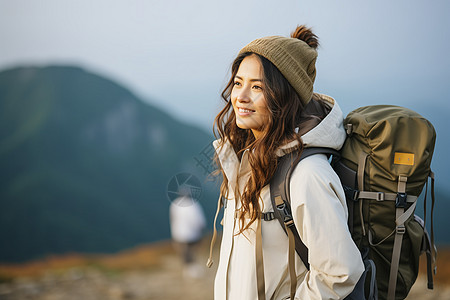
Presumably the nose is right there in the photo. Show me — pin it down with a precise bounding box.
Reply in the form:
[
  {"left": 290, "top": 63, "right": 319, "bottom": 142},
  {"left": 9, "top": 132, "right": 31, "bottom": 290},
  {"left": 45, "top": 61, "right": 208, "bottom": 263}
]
[{"left": 236, "top": 88, "right": 251, "bottom": 103}]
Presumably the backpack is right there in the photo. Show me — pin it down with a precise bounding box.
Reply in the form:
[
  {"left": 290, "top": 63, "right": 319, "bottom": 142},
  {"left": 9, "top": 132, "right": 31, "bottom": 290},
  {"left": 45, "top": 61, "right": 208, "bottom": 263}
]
[{"left": 268, "top": 105, "right": 436, "bottom": 300}]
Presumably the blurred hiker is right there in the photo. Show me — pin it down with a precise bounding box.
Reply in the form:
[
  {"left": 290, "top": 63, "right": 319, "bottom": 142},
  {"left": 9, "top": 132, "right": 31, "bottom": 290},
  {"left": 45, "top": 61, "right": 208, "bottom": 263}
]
[
  {"left": 207, "top": 25, "right": 365, "bottom": 299},
  {"left": 170, "top": 193, "right": 206, "bottom": 279}
]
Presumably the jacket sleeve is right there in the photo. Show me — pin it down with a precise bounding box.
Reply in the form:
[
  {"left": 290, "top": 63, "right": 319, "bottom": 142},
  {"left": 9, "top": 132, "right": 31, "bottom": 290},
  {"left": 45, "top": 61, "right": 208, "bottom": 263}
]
[{"left": 290, "top": 155, "right": 364, "bottom": 300}]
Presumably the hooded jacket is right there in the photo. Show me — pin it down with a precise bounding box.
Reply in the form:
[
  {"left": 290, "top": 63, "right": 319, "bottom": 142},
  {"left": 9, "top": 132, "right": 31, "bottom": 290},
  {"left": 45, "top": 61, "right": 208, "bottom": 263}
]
[{"left": 212, "top": 94, "right": 364, "bottom": 300}]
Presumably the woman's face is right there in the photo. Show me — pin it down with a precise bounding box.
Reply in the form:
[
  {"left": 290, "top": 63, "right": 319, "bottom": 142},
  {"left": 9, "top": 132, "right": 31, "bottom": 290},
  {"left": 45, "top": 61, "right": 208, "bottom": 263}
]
[{"left": 231, "top": 54, "right": 270, "bottom": 139}]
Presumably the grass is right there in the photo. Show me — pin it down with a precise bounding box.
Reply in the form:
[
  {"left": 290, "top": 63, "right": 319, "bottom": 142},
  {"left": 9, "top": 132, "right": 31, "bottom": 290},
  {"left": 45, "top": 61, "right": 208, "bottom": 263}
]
[
  {"left": 0, "top": 239, "right": 448, "bottom": 288},
  {"left": 0, "top": 240, "right": 175, "bottom": 281}
]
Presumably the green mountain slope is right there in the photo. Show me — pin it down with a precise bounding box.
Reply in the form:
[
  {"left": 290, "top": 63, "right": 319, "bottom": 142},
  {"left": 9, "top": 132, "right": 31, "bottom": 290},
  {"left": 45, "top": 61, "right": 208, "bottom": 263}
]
[
  {"left": 1, "top": 65, "right": 448, "bottom": 263},
  {"left": 0, "top": 66, "right": 217, "bottom": 262}
]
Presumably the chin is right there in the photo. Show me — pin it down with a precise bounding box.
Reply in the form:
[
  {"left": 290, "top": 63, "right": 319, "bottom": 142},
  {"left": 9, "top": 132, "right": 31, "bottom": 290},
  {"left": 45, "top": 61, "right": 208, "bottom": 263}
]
[{"left": 236, "top": 121, "right": 251, "bottom": 130}]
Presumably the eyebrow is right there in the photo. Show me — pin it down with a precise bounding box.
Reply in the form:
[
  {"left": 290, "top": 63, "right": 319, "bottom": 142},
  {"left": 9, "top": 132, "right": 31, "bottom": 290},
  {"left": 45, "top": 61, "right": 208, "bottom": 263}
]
[{"left": 235, "top": 75, "right": 263, "bottom": 82}]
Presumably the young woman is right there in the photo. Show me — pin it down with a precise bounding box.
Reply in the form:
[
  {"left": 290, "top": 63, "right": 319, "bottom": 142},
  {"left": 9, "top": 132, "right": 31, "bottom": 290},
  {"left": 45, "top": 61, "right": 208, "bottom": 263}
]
[{"left": 208, "top": 25, "right": 364, "bottom": 299}]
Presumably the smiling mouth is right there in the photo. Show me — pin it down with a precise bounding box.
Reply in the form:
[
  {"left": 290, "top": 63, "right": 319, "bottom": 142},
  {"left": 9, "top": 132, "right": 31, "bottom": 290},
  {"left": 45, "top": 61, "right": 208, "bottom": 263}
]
[{"left": 238, "top": 107, "right": 255, "bottom": 113}]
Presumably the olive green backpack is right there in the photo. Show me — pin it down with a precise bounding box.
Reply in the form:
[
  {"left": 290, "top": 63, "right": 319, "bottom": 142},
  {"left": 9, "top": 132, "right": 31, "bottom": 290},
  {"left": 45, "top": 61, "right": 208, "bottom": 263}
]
[{"left": 269, "top": 105, "right": 437, "bottom": 300}]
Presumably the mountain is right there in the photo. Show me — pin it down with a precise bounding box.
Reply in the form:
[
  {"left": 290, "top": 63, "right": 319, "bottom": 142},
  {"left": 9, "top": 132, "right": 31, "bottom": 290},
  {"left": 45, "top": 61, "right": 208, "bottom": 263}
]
[
  {"left": 1, "top": 65, "right": 448, "bottom": 263},
  {"left": 0, "top": 66, "right": 218, "bottom": 262}
]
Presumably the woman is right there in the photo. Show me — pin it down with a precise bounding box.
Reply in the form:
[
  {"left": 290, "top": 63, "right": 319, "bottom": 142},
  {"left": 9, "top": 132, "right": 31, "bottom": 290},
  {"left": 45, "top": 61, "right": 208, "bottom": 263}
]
[{"left": 207, "top": 25, "right": 364, "bottom": 300}]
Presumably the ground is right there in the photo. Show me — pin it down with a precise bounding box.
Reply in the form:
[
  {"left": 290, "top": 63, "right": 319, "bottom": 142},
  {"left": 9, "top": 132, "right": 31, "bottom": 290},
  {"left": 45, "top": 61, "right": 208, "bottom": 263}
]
[{"left": 0, "top": 240, "right": 449, "bottom": 300}]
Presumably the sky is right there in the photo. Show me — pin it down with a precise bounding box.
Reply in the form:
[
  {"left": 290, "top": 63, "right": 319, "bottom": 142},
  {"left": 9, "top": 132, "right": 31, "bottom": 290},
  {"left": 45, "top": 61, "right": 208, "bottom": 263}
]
[{"left": 1, "top": 0, "right": 450, "bottom": 131}]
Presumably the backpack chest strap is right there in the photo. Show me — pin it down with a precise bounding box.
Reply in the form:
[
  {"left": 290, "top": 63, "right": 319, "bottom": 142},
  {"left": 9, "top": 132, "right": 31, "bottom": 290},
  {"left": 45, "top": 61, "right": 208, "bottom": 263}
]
[{"left": 234, "top": 210, "right": 276, "bottom": 221}]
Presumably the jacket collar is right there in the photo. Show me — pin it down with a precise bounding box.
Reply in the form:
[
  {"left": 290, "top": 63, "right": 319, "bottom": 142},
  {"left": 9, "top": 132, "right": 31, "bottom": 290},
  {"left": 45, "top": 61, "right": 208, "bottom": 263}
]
[{"left": 213, "top": 139, "right": 239, "bottom": 186}]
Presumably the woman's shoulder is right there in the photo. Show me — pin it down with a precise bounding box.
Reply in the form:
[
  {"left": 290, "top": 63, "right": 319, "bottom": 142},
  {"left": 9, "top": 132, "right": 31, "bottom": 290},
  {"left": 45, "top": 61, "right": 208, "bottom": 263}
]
[
  {"left": 289, "top": 152, "right": 346, "bottom": 209},
  {"left": 290, "top": 153, "right": 339, "bottom": 185}
]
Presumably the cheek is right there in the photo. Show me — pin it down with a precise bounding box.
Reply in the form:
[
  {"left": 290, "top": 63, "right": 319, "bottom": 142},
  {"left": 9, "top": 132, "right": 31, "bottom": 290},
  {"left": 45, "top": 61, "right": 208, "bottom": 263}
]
[
  {"left": 255, "top": 98, "right": 270, "bottom": 115},
  {"left": 253, "top": 93, "right": 267, "bottom": 107},
  {"left": 258, "top": 106, "right": 271, "bottom": 126},
  {"left": 230, "top": 91, "right": 237, "bottom": 107}
]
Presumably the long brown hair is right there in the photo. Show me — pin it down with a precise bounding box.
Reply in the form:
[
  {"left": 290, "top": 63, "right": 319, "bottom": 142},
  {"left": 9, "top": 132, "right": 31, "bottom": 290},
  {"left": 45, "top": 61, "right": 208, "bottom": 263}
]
[{"left": 214, "top": 25, "right": 328, "bottom": 233}]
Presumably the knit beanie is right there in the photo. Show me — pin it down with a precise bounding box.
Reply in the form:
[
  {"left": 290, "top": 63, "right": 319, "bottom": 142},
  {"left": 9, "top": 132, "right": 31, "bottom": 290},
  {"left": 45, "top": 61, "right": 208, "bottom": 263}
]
[{"left": 239, "top": 34, "right": 318, "bottom": 106}]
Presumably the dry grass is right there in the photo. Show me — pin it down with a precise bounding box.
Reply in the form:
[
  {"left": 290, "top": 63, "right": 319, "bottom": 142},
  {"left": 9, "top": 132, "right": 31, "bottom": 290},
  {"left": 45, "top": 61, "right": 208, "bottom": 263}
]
[
  {"left": 0, "top": 239, "right": 217, "bottom": 300},
  {"left": 0, "top": 240, "right": 175, "bottom": 280},
  {"left": 1, "top": 242, "right": 448, "bottom": 282},
  {"left": 0, "top": 240, "right": 448, "bottom": 300}
]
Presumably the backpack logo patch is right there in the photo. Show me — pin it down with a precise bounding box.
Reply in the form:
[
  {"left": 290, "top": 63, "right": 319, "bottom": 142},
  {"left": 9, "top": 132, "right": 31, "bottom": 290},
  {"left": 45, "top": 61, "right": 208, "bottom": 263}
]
[{"left": 394, "top": 152, "right": 415, "bottom": 166}]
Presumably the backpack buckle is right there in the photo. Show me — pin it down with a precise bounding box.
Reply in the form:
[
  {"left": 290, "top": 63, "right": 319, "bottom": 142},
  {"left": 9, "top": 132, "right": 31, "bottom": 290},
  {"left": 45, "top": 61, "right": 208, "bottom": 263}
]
[
  {"left": 352, "top": 190, "right": 360, "bottom": 201},
  {"left": 396, "top": 192, "right": 408, "bottom": 208},
  {"left": 276, "top": 203, "right": 294, "bottom": 227},
  {"left": 396, "top": 225, "right": 406, "bottom": 234},
  {"left": 343, "top": 186, "right": 359, "bottom": 201},
  {"left": 285, "top": 218, "right": 295, "bottom": 228},
  {"left": 375, "top": 192, "right": 385, "bottom": 201},
  {"left": 262, "top": 212, "right": 275, "bottom": 221}
]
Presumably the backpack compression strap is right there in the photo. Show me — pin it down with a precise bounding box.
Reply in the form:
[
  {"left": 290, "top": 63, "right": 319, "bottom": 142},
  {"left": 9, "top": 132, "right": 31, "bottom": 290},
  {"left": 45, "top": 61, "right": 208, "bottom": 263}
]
[{"left": 387, "top": 175, "right": 412, "bottom": 300}]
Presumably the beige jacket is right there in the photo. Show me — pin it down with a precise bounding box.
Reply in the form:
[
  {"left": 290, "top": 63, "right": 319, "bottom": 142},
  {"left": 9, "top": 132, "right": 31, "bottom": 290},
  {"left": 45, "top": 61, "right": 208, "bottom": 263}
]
[{"left": 213, "top": 95, "right": 364, "bottom": 300}]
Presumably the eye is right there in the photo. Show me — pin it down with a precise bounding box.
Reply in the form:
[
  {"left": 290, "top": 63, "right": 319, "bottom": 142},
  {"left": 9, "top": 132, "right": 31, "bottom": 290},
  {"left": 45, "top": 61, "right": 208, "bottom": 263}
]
[
  {"left": 233, "top": 81, "right": 241, "bottom": 87},
  {"left": 252, "top": 85, "right": 263, "bottom": 91}
]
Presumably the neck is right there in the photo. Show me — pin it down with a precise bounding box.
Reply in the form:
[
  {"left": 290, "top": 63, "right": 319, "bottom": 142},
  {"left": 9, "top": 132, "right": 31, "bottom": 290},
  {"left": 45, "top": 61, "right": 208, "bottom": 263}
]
[{"left": 251, "top": 129, "right": 264, "bottom": 140}]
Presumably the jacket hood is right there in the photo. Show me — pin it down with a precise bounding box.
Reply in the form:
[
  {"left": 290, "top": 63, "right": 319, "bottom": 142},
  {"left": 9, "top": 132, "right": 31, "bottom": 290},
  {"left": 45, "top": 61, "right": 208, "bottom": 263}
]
[{"left": 275, "top": 93, "right": 346, "bottom": 156}]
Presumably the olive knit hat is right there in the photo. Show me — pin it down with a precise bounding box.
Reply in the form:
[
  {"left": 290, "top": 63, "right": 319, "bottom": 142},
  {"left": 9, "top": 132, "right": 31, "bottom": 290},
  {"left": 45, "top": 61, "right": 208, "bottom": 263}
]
[{"left": 239, "top": 29, "right": 318, "bottom": 106}]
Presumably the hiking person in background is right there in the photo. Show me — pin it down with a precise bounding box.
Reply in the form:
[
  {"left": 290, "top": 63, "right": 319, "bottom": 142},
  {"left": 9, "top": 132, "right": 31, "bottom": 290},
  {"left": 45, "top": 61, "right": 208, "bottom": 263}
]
[
  {"left": 170, "top": 189, "right": 206, "bottom": 279},
  {"left": 207, "top": 25, "right": 365, "bottom": 299}
]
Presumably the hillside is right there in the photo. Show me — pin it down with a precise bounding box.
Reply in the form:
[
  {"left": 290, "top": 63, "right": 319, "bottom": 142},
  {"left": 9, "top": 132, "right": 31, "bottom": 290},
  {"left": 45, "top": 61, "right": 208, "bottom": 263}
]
[
  {"left": 0, "top": 66, "right": 218, "bottom": 263},
  {"left": 0, "top": 64, "right": 448, "bottom": 265}
]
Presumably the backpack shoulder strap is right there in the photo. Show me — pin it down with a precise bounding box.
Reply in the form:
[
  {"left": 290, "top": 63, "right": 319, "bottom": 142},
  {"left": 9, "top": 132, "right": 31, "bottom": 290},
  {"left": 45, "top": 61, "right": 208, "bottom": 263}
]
[{"left": 269, "top": 147, "right": 339, "bottom": 270}]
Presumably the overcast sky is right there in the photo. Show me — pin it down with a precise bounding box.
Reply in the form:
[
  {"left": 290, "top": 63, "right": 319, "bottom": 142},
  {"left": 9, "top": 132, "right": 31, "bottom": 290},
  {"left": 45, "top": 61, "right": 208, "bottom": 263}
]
[{"left": 1, "top": 0, "right": 449, "bottom": 130}]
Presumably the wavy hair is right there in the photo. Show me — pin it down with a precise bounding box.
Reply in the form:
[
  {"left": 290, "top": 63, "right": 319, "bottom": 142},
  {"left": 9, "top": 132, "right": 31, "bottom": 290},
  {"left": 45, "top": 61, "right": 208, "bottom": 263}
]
[{"left": 213, "top": 25, "right": 329, "bottom": 233}]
